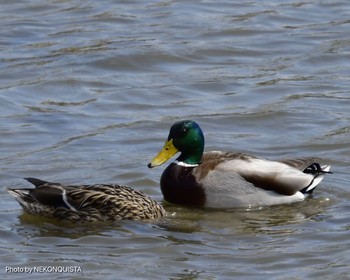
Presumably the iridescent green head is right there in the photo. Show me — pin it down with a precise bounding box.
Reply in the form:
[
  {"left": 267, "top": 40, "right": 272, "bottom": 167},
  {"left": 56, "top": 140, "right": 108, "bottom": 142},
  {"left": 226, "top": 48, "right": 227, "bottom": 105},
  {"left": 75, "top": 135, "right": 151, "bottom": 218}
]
[{"left": 148, "top": 120, "right": 205, "bottom": 168}]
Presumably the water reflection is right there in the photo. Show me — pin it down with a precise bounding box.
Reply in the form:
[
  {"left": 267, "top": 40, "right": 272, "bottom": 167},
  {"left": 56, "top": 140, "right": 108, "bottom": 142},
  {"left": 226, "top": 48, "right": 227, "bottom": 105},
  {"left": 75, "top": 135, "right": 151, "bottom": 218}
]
[{"left": 158, "top": 196, "right": 333, "bottom": 236}]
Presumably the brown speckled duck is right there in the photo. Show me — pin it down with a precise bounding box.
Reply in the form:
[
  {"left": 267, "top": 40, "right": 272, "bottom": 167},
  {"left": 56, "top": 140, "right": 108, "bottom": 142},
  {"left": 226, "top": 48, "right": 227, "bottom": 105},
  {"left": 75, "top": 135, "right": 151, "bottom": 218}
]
[
  {"left": 148, "top": 120, "right": 331, "bottom": 209},
  {"left": 8, "top": 178, "right": 165, "bottom": 222}
]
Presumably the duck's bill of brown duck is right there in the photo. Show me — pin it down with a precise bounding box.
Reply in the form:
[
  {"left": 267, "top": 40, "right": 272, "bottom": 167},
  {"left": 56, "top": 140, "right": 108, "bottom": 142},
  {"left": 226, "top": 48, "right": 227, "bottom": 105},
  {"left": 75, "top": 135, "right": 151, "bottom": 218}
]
[{"left": 148, "top": 139, "right": 178, "bottom": 168}]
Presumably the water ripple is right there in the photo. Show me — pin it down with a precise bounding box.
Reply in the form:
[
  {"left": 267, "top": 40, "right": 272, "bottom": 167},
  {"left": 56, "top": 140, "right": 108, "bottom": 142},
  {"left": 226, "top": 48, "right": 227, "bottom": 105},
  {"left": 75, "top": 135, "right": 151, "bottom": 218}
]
[{"left": 1, "top": 1, "right": 350, "bottom": 279}]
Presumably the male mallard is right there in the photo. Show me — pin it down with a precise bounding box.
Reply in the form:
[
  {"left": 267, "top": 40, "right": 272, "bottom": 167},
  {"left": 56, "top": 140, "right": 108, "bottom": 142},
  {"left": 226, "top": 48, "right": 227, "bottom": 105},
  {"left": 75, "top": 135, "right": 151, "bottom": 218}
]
[
  {"left": 8, "top": 178, "right": 165, "bottom": 222},
  {"left": 148, "top": 120, "right": 331, "bottom": 208}
]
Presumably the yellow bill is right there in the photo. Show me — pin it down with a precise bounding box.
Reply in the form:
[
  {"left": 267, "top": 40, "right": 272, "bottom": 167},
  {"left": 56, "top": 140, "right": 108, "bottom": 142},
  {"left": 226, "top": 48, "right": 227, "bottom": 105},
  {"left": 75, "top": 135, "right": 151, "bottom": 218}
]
[{"left": 148, "top": 139, "right": 178, "bottom": 168}]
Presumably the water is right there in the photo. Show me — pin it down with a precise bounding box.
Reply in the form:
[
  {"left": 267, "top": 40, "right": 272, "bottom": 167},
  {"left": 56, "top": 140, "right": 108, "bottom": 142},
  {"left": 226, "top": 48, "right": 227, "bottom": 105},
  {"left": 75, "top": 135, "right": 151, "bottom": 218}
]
[{"left": 1, "top": 0, "right": 349, "bottom": 279}]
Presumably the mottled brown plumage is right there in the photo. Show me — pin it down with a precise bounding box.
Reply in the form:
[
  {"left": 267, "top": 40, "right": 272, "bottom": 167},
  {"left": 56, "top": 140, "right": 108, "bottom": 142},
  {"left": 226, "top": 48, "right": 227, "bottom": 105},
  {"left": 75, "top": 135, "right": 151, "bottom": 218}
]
[{"left": 8, "top": 178, "right": 165, "bottom": 222}]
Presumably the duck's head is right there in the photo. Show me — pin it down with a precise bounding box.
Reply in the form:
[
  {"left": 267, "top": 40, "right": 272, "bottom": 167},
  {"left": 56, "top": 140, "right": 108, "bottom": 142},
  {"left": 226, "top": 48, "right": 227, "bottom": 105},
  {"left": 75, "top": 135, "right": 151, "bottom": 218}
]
[{"left": 148, "top": 120, "right": 205, "bottom": 168}]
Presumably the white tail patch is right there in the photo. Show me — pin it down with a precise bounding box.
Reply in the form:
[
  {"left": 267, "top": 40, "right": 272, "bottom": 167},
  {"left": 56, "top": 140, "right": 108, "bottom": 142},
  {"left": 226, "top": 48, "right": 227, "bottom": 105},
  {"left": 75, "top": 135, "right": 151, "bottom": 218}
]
[{"left": 303, "top": 164, "right": 331, "bottom": 193}]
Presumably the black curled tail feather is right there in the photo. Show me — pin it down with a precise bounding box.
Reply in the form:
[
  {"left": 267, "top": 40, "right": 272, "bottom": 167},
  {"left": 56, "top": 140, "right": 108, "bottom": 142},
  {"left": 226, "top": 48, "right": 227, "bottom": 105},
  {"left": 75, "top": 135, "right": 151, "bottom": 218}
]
[
  {"left": 303, "top": 163, "right": 333, "bottom": 175},
  {"left": 300, "top": 163, "right": 331, "bottom": 194}
]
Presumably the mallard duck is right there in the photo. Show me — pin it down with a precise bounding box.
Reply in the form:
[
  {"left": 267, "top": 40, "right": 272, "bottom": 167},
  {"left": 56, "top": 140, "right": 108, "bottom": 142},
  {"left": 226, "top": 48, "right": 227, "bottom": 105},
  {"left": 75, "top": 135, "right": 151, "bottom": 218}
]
[
  {"left": 148, "top": 120, "right": 331, "bottom": 208},
  {"left": 8, "top": 178, "right": 165, "bottom": 222}
]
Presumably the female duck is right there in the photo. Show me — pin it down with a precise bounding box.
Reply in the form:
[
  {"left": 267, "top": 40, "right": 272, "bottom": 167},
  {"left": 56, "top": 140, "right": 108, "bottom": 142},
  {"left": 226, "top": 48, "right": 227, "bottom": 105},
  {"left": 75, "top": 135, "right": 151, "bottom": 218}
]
[
  {"left": 148, "top": 120, "right": 331, "bottom": 208},
  {"left": 8, "top": 178, "right": 165, "bottom": 222}
]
